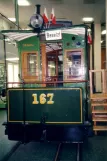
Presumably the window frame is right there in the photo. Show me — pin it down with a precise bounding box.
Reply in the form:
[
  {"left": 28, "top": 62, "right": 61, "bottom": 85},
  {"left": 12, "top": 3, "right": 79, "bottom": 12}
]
[
  {"left": 22, "top": 51, "right": 39, "bottom": 82},
  {"left": 64, "top": 48, "right": 84, "bottom": 80}
]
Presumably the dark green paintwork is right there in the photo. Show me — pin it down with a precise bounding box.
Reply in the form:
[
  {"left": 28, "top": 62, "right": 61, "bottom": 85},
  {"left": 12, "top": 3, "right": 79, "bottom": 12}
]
[
  {"left": 8, "top": 88, "right": 83, "bottom": 124},
  {"left": 18, "top": 36, "right": 40, "bottom": 52},
  {"left": 62, "top": 33, "right": 85, "bottom": 49}
]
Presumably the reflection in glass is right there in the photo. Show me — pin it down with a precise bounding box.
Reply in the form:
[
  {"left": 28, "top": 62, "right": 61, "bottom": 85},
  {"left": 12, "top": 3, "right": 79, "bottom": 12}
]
[
  {"left": 65, "top": 51, "right": 85, "bottom": 79},
  {"left": 8, "top": 64, "right": 13, "bottom": 87},
  {"left": 27, "top": 53, "right": 37, "bottom": 76},
  {"left": 8, "top": 64, "right": 19, "bottom": 87},
  {"left": 48, "top": 61, "right": 56, "bottom": 76}
]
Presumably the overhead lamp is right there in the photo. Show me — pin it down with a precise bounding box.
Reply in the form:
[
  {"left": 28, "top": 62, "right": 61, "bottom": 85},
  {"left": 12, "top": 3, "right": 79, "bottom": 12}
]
[
  {"left": 8, "top": 18, "right": 16, "bottom": 22},
  {"left": 6, "top": 58, "right": 19, "bottom": 61},
  {"left": 88, "top": 28, "right": 91, "bottom": 32},
  {"left": 82, "top": 17, "right": 94, "bottom": 22},
  {"left": 18, "top": 0, "right": 30, "bottom": 6},
  {"left": 101, "top": 30, "right": 106, "bottom": 35},
  {"left": 5, "top": 38, "right": 10, "bottom": 41},
  {"left": 29, "top": 5, "right": 44, "bottom": 33}
]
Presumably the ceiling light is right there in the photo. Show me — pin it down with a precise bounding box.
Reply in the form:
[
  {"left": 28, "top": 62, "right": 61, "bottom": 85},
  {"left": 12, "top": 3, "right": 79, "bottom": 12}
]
[
  {"left": 8, "top": 18, "right": 16, "bottom": 22},
  {"left": 5, "top": 38, "right": 10, "bottom": 41},
  {"left": 101, "top": 40, "right": 103, "bottom": 43},
  {"left": 6, "top": 58, "right": 19, "bottom": 61},
  {"left": 18, "top": 0, "right": 30, "bottom": 6},
  {"left": 101, "top": 30, "right": 106, "bottom": 35},
  {"left": 82, "top": 17, "right": 94, "bottom": 22},
  {"left": 88, "top": 28, "right": 91, "bottom": 32}
]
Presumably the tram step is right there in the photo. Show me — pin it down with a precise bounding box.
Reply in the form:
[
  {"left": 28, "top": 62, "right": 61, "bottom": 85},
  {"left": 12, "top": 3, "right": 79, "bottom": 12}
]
[
  {"left": 93, "top": 126, "right": 107, "bottom": 131},
  {"left": 90, "top": 94, "right": 107, "bottom": 100},
  {"left": 91, "top": 103, "right": 107, "bottom": 106},
  {"left": 92, "top": 110, "right": 107, "bottom": 113},
  {"left": 93, "top": 117, "right": 107, "bottom": 121}
]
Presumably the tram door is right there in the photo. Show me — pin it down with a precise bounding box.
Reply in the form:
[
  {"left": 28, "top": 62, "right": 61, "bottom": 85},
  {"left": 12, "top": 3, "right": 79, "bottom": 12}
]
[
  {"left": 41, "top": 42, "right": 63, "bottom": 86},
  {"left": 46, "top": 50, "right": 63, "bottom": 86}
]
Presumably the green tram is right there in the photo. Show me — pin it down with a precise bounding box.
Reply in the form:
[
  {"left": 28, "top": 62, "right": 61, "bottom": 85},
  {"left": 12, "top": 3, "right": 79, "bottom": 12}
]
[
  {"left": 1, "top": 3, "right": 92, "bottom": 145},
  {"left": 1, "top": 24, "right": 91, "bottom": 144}
]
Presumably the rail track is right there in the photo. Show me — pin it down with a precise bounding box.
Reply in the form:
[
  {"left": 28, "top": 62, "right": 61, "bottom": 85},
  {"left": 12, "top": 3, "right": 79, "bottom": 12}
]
[
  {"left": 1, "top": 141, "right": 83, "bottom": 161},
  {"left": 53, "top": 142, "right": 83, "bottom": 161}
]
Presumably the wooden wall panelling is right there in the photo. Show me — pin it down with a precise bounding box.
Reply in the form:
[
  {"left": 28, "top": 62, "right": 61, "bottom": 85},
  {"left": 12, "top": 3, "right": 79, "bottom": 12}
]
[
  {"left": 22, "top": 52, "right": 27, "bottom": 78},
  {"left": 41, "top": 44, "right": 46, "bottom": 87}
]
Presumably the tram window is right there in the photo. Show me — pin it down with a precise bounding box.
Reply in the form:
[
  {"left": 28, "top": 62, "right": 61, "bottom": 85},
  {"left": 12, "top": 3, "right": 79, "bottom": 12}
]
[
  {"left": 22, "top": 52, "right": 38, "bottom": 79},
  {"left": 65, "top": 50, "right": 84, "bottom": 79},
  {"left": 27, "top": 53, "right": 37, "bottom": 76}
]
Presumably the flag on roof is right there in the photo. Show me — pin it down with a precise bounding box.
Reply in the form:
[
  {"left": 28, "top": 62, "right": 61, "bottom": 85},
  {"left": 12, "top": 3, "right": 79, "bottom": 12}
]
[
  {"left": 51, "top": 8, "right": 56, "bottom": 24},
  {"left": 43, "top": 8, "right": 49, "bottom": 24},
  {"left": 88, "top": 32, "right": 92, "bottom": 44}
]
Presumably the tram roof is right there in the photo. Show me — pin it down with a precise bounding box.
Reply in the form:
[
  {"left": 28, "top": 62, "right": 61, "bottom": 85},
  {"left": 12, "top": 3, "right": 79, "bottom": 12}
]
[{"left": 0, "top": 25, "right": 87, "bottom": 42}]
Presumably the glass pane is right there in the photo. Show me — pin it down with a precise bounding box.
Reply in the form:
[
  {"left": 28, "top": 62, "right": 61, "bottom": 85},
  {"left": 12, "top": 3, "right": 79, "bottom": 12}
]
[
  {"left": 58, "top": 55, "right": 63, "bottom": 77},
  {"left": 58, "top": 63, "right": 63, "bottom": 73},
  {"left": 8, "top": 64, "right": 13, "bottom": 88},
  {"left": 65, "top": 51, "right": 85, "bottom": 79},
  {"left": 13, "top": 64, "right": 19, "bottom": 87},
  {"left": 48, "top": 61, "right": 56, "bottom": 76},
  {"left": 27, "top": 53, "right": 37, "bottom": 76}
]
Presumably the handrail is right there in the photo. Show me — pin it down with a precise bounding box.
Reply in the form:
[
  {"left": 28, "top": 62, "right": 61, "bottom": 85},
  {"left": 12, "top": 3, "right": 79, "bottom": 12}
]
[{"left": 7, "top": 80, "right": 88, "bottom": 84}]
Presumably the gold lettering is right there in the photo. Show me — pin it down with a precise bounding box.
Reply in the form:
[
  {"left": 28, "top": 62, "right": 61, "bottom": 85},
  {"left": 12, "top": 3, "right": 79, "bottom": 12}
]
[
  {"left": 40, "top": 93, "right": 46, "bottom": 104},
  {"left": 32, "top": 94, "right": 39, "bottom": 104},
  {"left": 47, "top": 93, "right": 54, "bottom": 104},
  {"left": 23, "top": 44, "right": 34, "bottom": 47},
  {"left": 32, "top": 93, "right": 54, "bottom": 104}
]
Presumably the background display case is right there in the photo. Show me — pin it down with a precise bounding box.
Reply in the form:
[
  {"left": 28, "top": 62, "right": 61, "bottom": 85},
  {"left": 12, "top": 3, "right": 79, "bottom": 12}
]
[{"left": 0, "top": 63, "right": 6, "bottom": 108}]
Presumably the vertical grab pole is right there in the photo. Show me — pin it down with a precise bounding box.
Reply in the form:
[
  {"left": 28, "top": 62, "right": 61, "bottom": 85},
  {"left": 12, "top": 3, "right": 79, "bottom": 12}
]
[
  {"left": 22, "top": 80, "right": 26, "bottom": 143},
  {"left": 14, "top": 0, "right": 19, "bottom": 30},
  {"left": 3, "top": 36, "right": 8, "bottom": 120},
  {"left": 3, "top": 36, "right": 7, "bottom": 90},
  {"left": 85, "top": 26, "right": 89, "bottom": 121},
  {"left": 91, "top": 23, "right": 95, "bottom": 92},
  {"left": 14, "top": 0, "right": 25, "bottom": 142}
]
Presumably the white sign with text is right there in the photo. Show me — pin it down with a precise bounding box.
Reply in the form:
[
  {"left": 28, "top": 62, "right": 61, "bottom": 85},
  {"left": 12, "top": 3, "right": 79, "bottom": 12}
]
[{"left": 45, "top": 30, "right": 62, "bottom": 40}]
